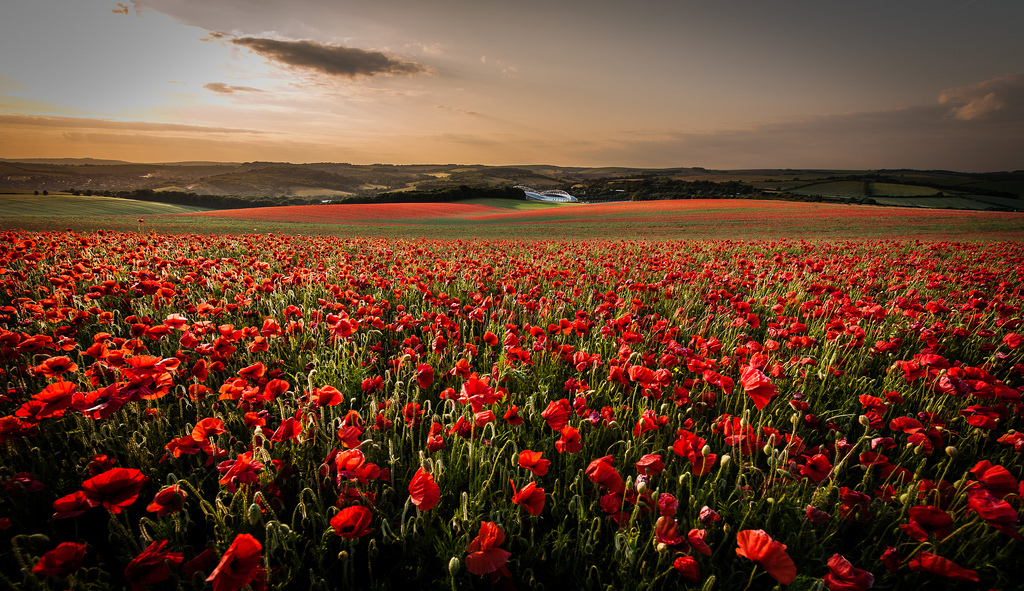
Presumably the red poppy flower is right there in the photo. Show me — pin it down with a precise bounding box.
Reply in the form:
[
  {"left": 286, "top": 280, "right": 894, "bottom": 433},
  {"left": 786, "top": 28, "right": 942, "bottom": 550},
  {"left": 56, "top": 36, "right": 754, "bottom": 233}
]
[
  {"left": 124, "top": 540, "right": 184, "bottom": 591},
  {"left": 33, "top": 542, "right": 87, "bottom": 577},
  {"left": 331, "top": 505, "right": 373, "bottom": 538},
  {"left": 34, "top": 356, "right": 78, "bottom": 379},
  {"left": 688, "top": 528, "right": 712, "bottom": 556},
  {"left": 540, "top": 399, "right": 571, "bottom": 430},
  {"left": 735, "top": 529, "right": 797, "bottom": 585},
  {"left": 206, "top": 534, "right": 262, "bottom": 591},
  {"left": 427, "top": 422, "right": 446, "bottom": 453},
  {"left": 899, "top": 506, "right": 952, "bottom": 541},
  {"left": 966, "top": 488, "right": 1021, "bottom": 539},
  {"left": 799, "top": 454, "right": 833, "bottom": 483},
  {"left": 146, "top": 484, "right": 186, "bottom": 517},
  {"left": 585, "top": 455, "right": 625, "bottom": 494},
  {"left": 416, "top": 363, "right": 434, "bottom": 389},
  {"left": 824, "top": 554, "right": 874, "bottom": 591},
  {"left": 555, "top": 425, "right": 582, "bottom": 453},
  {"left": 805, "top": 505, "right": 831, "bottom": 524},
  {"left": 511, "top": 480, "right": 545, "bottom": 516},
  {"left": 970, "top": 460, "right": 1018, "bottom": 498},
  {"left": 504, "top": 405, "right": 524, "bottom": 426},
  {"left": 311, "top": 386, "right": 344, "bottom": 407},
  {"left": 740, "top": 366, "right": 777, "bottom": 410},
  {"left": 31, "top": 381, "right": 77, "bottom": 418},
  {"left": 907, "top": 552, "right": 977, "bottom": 582},
  {"left": 636, "top": 454, "right": 664, "bottom": 476},
  {"left": 673, "top": 556, "right": 700, "bottom": 581},
  {"left": 655, "top": 516, "right": 685, "bottom": 547},
  {"left": 518, "top": 450, "right": 550, "bottom": 476},
  {"left": 217, "top": 452, "right": 263, "bottom": 493},
  {"left": 192, "top": 417, "right": 227, "bottom": 441},
  {"left": 270, "top": 417, "right": 302, "bottom": 444},
  {"left": 81, "top": 467, "right": 147, "bottom": 514},
  {"left": 183, "top": 547, "right": 219, "bottom": 579},
  {"left": 53, "top": 490, "right": 93, "bottom": 519},
  {"left": 465, "top": 521, "right": 511, "bottom": 576},
  {"left": 409, "top": 467, "right": 440, "bottom": 511}
]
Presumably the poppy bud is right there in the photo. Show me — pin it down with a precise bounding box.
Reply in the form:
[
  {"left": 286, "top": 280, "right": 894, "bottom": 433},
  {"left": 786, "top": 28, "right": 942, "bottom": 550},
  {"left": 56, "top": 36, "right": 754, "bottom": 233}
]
[
  {"left": 338, "top": 550, "right": 348, "bottom": 562},
  {"left": 28, "top": 534, "right": 50, "bottom": 546},
  {"left": 762, "top": 443, "right": 774, "bottom": 456},
  {"left": 858, "top": 415, "right": 870, "bottom": 427},
  {"left": 721, "top": 454, "right": 731, "bottom": 467},
  {"left": 248, "top": 503, "right": 261, "bottom": 525},
  {"left": 448, "top": 557, "right": 461, "bottom": 575},
  {"left": 701, "top": 445, "right": 711, "bottom": 457},
  {"left": 945, "top": 446, "right": 958, "bottom": 457}
]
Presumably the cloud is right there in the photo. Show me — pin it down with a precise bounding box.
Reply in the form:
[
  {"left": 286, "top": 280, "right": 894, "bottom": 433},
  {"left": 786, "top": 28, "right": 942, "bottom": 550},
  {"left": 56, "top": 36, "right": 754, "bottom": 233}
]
[
  {"left": 203, "top": 82, "right": 265, "bottom": 94},
  {"left": 0, "top": 114, "right": 269, "bottom": 134},
  {"left": 568, "top": 73, "right": 1024, "bottom": 171},
  {"left": 200, "top": 31, "right": 229, "bottom": 42},
  {"left": 111, "top": 3, "right": 130, "bottom": 15},
  {"left": 229, "top": 37, "right": 432, "bottom": 79},
  {"left": 435, "top": 105, "right": 480, "bottom": 117},
  {"left": 938, "top": 73, "right": 1024, "bottom": 121}
]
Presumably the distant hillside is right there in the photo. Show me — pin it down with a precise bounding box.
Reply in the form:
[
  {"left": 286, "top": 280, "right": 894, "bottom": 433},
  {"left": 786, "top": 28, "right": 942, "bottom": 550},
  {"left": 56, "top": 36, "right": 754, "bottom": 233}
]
[
  {"left": 190, "top": 164, "right": 362, "bottom": 196},
  {"left": 1, "top": 160, "right": 1021, "bottom": 210}
]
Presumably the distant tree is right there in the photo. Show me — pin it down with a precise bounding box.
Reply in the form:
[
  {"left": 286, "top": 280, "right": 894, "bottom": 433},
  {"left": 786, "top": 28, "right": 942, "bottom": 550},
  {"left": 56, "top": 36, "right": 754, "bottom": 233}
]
[
  {"left": 42, "top": 190, "right": 48, "bottom": 196},
  {"left": 34, "top": 190, "right": 39, "bottom": 195}
]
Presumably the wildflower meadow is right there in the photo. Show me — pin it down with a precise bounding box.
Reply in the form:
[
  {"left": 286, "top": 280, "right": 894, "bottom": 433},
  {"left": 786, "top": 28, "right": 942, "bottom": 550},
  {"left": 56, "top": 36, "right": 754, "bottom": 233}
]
[{"left": 0, "top": 230, "right": 1021, "bottom": 590}]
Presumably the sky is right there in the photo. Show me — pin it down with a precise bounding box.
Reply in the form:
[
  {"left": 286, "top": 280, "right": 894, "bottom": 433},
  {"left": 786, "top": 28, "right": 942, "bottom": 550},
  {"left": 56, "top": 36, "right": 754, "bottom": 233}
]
[{"left": 1, "top": 0, "right": 1023, "bottom": 170}]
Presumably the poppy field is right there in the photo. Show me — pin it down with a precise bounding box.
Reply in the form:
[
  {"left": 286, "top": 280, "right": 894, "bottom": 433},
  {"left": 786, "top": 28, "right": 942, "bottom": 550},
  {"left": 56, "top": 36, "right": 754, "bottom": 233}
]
[{"left": 0, "top": 229, "right": 1022, "bottom": 590}]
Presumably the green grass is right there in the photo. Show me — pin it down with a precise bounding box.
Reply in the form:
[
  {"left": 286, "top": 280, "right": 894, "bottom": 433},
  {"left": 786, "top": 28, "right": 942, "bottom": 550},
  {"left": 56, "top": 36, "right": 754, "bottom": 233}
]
[{"left": 0, "top": 193, "right": 211, "bottom": 217}]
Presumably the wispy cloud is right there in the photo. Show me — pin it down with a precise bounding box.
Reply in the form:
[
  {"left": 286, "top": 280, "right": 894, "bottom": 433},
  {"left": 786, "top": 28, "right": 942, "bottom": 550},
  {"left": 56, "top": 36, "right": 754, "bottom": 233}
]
[
  {"left": 229, "top": 37, "right": 432, "bottom": 79},
  {"left": 0, "top": 114, "right": 269, "bottom": 134},
  {"left": 435, "top": 105, "right": 480, "bottom": 117},
  {"left": 938, "top": 72, "right": 1024, "bottom": 121},
  {"left": 111, "top": 3, "right": 130, "bottom": 15},
  {"left": 203, "top": 82, "right": 265, "bottom": 94}
]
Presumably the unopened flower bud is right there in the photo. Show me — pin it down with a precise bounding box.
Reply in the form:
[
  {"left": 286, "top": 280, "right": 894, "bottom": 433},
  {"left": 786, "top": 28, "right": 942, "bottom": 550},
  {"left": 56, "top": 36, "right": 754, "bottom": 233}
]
[
  {"left": 720, "top": 454, "right": 731, "bottom": 467},
  {"left": 858, "top": 415, "right": 870, "bottom": 427},
  {"left": 248, "top": 503, "right": 261, "bottom": 525},
  {"left": 945, "top": 446, "right": 958, "bottom": 457},
  {"left": 449, "top": 557, "right": 461, "bottom": 576}
]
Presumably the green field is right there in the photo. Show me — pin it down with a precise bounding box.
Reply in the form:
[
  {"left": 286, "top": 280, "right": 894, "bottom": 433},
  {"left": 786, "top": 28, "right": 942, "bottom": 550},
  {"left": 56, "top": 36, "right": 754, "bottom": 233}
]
[
  {"left": 871, "top": 196, "right": 989, "bottom": 209},
  {"left": 788, "top": 181, "right": 868, "bottom": 198},
  {"left": 869, "top": 182, "right": 944, "bottom": 196},
  {"left": 0, "top": 193, "right": 211, "bottom": 217}
]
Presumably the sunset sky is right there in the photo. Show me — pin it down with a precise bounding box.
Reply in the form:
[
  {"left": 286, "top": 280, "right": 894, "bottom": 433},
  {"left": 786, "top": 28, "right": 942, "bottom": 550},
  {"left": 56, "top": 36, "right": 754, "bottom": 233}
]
[{"left": 2, "top": 0, "right": 1023, "bottom": 170}]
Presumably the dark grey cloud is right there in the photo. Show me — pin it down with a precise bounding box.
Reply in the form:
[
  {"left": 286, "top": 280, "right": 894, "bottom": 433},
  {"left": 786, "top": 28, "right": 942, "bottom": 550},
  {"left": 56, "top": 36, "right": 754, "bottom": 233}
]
[
  {"left": 203, "top": 82, "right": 265, "bottom": 94},
  {"left": 230, "top": 37, "right": 431, "bottom": 78}
]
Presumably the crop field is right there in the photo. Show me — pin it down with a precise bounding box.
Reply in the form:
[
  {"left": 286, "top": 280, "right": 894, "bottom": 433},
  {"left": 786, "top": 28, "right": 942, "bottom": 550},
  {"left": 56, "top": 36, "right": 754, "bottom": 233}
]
[
  {"left": 868, "top": 184, "right": 943, "bottom": 197},
  {"left": 787, "top": 182, "right": 869, "bottom": 199},
  {"left": 869, "top": 197, "right": 991, "bottom": 210},
  {"left": 0, "top": 228, "right": 1021, "bottom": 590},
  {"left": 0, "top": 194, "right": 210, "bottom": 217},
  {"left": 4, "top": 198, "right": 1024, "bottom": 241}
]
